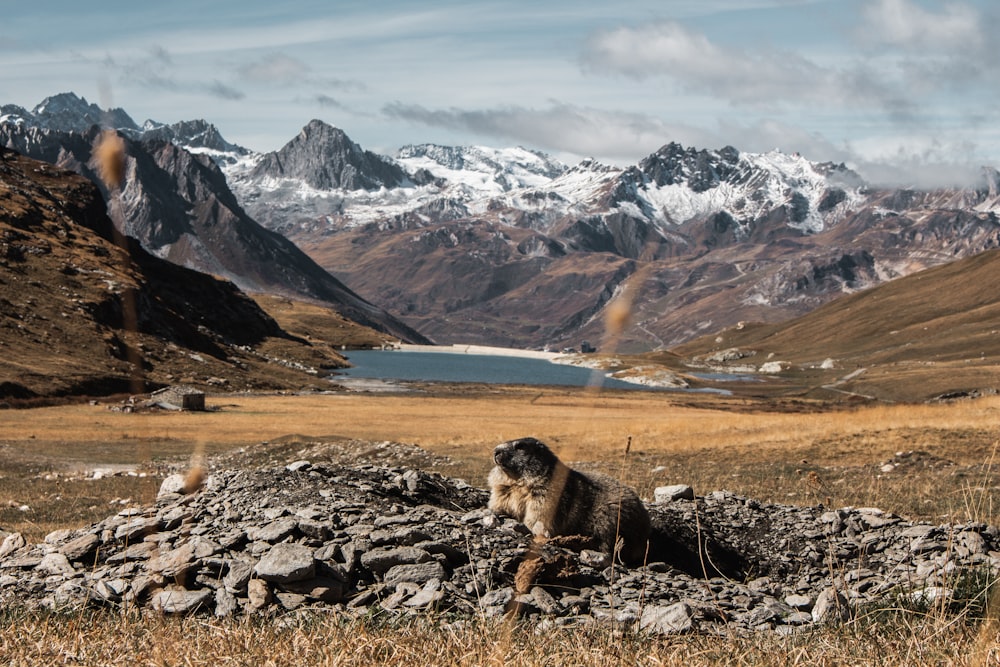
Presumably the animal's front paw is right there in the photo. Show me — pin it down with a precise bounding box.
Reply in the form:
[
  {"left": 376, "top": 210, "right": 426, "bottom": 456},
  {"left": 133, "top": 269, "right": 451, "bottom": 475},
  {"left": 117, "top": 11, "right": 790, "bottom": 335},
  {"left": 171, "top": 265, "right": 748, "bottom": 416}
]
[{"left": 529, "top": 521, "right": 551, "bottom": 538}]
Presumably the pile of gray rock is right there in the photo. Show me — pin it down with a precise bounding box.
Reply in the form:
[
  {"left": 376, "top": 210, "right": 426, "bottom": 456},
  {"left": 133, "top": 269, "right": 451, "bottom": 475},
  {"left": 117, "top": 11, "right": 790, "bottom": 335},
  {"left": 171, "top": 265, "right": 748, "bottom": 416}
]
[{"left": 1, "top": 461, "right": 997, "bottom": 635}]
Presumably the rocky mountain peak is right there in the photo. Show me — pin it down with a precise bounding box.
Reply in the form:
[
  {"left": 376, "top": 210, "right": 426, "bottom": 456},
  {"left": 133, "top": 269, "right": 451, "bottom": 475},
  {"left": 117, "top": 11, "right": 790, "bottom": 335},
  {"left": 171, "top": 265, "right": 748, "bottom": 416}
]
[
  {"left": 638, "top": 142, "right": 742, "bottom": 192},
  {"left": 249, "top": 119, "right": 408, "bottom": 191},
  {"left": 138, "top": 118, "right": 249, "bottom": 158},
  {"left": 30, "top": 92, "right": 139, "bottom": 134}
]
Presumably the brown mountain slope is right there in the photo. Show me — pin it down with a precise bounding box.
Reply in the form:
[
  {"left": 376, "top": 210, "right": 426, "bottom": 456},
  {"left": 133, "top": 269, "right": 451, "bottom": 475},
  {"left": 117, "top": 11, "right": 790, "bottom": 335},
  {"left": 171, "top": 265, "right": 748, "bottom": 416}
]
[
  {"left": 0, "top": 148, "right": 349, "bottom": 400},
  {"left": 0, "top": 122, "right": 430, "bottom": 345},
  {"left": 249, "top": 294, "right": 397, "bottom": 350},
  {"left": 671, "top": 248, "right": 1000, "bottom": 401}
]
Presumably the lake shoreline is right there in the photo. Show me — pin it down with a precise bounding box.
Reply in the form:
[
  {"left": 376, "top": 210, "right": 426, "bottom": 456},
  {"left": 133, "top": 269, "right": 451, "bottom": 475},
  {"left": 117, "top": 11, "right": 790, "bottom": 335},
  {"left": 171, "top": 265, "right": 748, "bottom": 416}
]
[{"left": 396, "top": 343, "right": 561, "bottom": 361}]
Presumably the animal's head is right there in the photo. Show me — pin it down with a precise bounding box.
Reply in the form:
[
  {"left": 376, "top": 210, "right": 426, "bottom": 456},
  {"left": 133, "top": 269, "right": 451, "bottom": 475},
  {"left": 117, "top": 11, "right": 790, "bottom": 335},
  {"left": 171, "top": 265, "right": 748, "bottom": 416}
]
[{"left": 492, "top": 437, "right": 559, "bottom": 480}]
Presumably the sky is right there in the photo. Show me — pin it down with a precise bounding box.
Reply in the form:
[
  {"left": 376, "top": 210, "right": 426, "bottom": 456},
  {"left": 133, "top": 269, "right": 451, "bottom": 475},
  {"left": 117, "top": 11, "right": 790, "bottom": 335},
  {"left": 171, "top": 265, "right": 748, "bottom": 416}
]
[{"left": 2, "top": 0, "right": 998, "bottom": 186}]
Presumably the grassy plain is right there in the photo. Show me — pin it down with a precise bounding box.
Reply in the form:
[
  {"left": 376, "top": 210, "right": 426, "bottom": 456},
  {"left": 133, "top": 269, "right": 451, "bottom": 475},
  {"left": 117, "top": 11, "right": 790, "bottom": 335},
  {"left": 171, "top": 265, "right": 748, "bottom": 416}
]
[{"left": 2, "top": 387, "right": 1000, "bottom": 665}]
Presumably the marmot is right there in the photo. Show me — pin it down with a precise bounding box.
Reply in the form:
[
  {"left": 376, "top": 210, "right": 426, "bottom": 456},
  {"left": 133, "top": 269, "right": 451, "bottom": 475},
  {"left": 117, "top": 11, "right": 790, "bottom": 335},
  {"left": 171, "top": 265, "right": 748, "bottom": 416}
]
[{"left": 487, "top": 437, "right": 650, "bottom": 565}]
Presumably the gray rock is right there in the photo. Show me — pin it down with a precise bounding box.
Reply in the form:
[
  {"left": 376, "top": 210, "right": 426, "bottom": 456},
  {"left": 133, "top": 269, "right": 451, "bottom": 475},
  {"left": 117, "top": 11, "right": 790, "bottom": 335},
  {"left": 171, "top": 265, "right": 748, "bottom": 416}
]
[
  {"left": 0, "top": 532, "right": 25, "bottom": 559},
  {"left": 640, "top": 602, "right": 694, "bottom": 634},
  {"left": 812, "top": 588, "right": 851, "bottom": 623},
  {"left": 114, "top": 517, "right": 160, "bottom": 542},
  {"left": 44, "top": 529, "right": 75, "bottom": 544},
  {"left": 784, "top": 594, "right": 812, "bottom": 610},
  {"left": 403, "top": 579, "right": 443, "bottom": 608},
  {"left": 150, "top": 588, "right": 212, "bottom": 614},
  {"left": 254, "top": 543, "right": 315, "bottom": 583},
  {"left": 383, "top": 561, "right": 446, "bottom": 586},
  {"left": 960, "top": 531, "right": 987, "bottom": 555},
  {"left": 785, "top": 611, "right": 813, "bottom": 625},
  {"left": 157, "top": 474, "right": 189, "bottom": 499},
  {"left": 223, "top": 559, "right": 255, "bottom": 593},
  {"left": 360, "top": 546, "right": 432, "bottom": 575},
  {"left": 215, "top": 587, "right": 239, "bottom": 618},
  {"left": 58, "top": 533, "right": 100, "bottom": 562},
  {"left": 37, "top": 552, "right": 75, "bottom": 576},
  {"left": 528, "top": 586, "right": 560, "bottom": 615},
  {"left": 480, "top": 587, "right": 514, "bottom": 608},
  {"left": 132, "top": 573, "right": 165, "bottom": 599},
  {"left": 246, "top": 517, "right": 298, "bottom": 543},
  {"left": 106, "top": 541, "right": 156, "bottom": 564},
  {"left": 297, "top": 520, "right": 332, "bottom": 541},
  {"left": 92, "top": 579, "right": 124, "bottom": 603},
  {"left": 370, "top": 528, "right": 433, "bottom": 546},
  {"left": 654, "top": 485, "right": 695, "bottom": 503},
  {"left": 149, "top": 543, "right": 197, "bottom": 579},
  {"left": 275, "top": 591, "right": 308, "bottom": 610},
  {"left": 381, "top": 582, "right": 421, "bottom": 610}
]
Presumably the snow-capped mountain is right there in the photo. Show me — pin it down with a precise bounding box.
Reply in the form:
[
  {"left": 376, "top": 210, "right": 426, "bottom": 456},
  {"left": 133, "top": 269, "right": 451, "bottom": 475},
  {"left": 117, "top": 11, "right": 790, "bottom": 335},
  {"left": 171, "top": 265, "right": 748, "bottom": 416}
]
[
  {"left": 222, "top": 118, "right": 999, "bottom": 350},
  {"left": 227, "top": 128, "right": 872, "bottom": 246},
  {"left": 396, "top": 143, "right": 568, "bottom": 193},
  {"left": 0, "top": 92, "right": 140, "bottom": 134},
  {"left": 6, "top": 92, "right": 1000, "bottom": 352},
  {"left": 616, "top": 142, "right": 867, "bottom": 234},
  {"left": 139, "top": 118, "right": 250, "bottom": 162}
]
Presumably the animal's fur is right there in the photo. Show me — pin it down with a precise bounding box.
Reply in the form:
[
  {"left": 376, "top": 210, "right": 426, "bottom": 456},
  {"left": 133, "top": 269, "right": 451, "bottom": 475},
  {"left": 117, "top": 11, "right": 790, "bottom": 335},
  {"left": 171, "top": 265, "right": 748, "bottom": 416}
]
[{"left": 487, "top": 437, "right": 651, "bottom": 565}]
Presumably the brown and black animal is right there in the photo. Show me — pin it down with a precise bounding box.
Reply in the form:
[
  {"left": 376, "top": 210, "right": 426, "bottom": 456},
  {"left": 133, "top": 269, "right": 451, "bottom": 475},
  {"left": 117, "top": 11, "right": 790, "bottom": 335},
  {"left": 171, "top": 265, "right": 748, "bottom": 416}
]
[{"left": 487, "top": 437, "right": 650, "bottom": 565}]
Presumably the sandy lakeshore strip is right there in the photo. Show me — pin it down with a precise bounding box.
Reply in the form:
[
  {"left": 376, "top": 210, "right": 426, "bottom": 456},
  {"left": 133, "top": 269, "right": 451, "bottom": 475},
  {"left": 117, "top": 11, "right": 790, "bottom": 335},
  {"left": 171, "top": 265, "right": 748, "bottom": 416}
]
[{"left": 396, "top": 343, "right": 561, "bottom": 360}]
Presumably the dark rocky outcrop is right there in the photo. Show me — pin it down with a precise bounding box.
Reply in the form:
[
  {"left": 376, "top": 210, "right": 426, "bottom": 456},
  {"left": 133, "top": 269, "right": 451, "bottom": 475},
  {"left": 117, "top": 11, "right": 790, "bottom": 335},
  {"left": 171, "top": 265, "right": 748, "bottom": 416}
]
[{"left": 2, "top": 458, "right": 996, "bottom": 635}]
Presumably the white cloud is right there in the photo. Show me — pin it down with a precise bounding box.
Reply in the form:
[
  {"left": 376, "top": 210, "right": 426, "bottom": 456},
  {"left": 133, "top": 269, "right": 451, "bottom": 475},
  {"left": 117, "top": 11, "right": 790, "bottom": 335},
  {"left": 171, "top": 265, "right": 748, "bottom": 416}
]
[
  {"left": 858, "top": 0, "right": 983, "bottom": 51},
  {"left": 582, "top": 20, "right": 906, "bottom": 112},
  {"left": 853, "top": 0, "right": 998, "bottom": 97},
  {"left": 714, "top": 118, "right": 854, "bottom": 164},
  {"left": 382, "top": 101, "right": 719, "bottom": 163},
  {"left": 237, "top": 53, "right": 309, "bottom": 84}
]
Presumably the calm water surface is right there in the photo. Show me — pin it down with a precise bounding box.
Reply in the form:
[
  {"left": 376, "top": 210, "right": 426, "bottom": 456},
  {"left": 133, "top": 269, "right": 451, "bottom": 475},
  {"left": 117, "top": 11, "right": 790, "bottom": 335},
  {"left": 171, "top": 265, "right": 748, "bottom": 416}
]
[{"left": 333, "top": 350, "right": 659, "bottom": 391}]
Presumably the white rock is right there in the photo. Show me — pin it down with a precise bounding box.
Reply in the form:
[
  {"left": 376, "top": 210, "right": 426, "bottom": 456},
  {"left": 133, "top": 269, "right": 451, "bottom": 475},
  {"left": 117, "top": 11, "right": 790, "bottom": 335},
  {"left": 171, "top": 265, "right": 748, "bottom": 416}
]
[
  {"left": 654, "top": 484, "right": 695, "bottom": 503},
  {"left": 157, "top": 474, "right": 188, "bottom": 498}
]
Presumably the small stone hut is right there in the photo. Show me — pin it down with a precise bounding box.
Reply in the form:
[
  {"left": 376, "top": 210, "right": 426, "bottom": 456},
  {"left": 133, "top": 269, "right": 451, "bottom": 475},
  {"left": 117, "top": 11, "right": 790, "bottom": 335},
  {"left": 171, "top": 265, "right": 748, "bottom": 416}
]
[{"left": 150, "top": 385, "right": 205, "bottom": 411}]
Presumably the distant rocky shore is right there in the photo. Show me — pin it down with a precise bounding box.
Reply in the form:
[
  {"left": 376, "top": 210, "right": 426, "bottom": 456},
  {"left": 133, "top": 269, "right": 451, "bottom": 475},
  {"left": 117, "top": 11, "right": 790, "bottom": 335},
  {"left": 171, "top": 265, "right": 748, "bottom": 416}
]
[{"left": 1, "top": 461, "right": 996, "bottom": 635}]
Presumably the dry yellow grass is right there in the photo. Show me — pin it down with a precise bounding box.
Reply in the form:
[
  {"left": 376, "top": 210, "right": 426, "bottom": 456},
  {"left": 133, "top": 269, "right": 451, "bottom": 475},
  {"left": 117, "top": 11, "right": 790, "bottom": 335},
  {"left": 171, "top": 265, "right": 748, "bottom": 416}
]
[
  {"left": 6, "top": 390, "right": 999, "bottom": 463},
  {"left": 0, "top": 606, "right": 997, "bottom": 666},
  {"left": 2, "top": 389, "right": 999, "bottom": 537}
]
